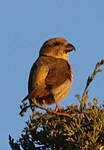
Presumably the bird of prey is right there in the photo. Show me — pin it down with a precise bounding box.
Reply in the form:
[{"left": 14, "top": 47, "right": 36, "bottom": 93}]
[{"left": 22, "top": 37, "right": 75, "bottom": 111}]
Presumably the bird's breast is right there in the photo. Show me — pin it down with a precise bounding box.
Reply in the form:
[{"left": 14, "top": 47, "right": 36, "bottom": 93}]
[{"left": 51, "top": 78, "right": 72, "bottom": 102}]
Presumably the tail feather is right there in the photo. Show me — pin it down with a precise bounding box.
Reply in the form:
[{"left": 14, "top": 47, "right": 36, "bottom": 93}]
[
  {"left": 22, "top": 95, "right": 29, "bottom": 102},
  {"left": 22, "top": 89, "right": 36, "bottom": 103}
]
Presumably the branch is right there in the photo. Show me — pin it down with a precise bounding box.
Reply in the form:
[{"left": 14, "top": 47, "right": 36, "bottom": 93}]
[
  {"left": 82, "top": 59, "right": 104, "bottom": 97},
  {"left": 32, "top": 101, "right": 72, "bottom": 118},
  {"left": 76, "top": 59, "right": 104, "bottom": 112}
]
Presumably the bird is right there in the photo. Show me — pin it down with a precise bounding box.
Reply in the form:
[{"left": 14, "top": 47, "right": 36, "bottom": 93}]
[{"left": 22, "top": 37, "right": 75, "bottom": 111}]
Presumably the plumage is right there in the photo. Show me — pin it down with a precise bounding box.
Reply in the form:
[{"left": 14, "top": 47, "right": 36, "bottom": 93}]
[{"left": 22, "top": 37, "right": 75, "bottom": 110}]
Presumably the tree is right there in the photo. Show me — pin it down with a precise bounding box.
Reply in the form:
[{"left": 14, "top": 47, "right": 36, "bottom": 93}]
[{"left": 9, "top": 59, "right": 104, "bottom": 150}]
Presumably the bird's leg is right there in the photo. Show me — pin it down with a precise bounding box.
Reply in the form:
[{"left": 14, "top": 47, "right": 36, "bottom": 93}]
[
  {"left": 55, "top": 102, "right": 64, "bottom": 112},
  {"left": 42, "top": 99, "right": 47, "bottom": 109}
]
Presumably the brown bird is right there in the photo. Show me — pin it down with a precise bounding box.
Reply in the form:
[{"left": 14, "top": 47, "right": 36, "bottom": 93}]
[{"left": 22, "top": 37, "right": 75, "bottom": 111}]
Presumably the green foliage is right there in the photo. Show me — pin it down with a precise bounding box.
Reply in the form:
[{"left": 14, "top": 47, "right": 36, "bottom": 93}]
[{"left": 9, "top": 59, "right": 104, "bottom": 150}]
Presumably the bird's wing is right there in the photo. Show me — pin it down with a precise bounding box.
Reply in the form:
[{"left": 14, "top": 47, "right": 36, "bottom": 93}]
[
  {"left": 33, "top": 63, "right": 49, "bottom": 87},
  {"left": 45, "top": 59, "right": 72, "bottom": 89},
  {"left": 25, "top": 57, "right": 51, "bottom": 100},
  {"left": 28, "top": 58, "right": 49, "bottom": 90},
  {"left": 22, "top": 60, "right": 49, "bottom": 102}
]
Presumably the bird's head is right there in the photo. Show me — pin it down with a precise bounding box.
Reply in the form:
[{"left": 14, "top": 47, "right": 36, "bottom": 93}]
[{"left": 39, "top": 37, "right": 75, "bottom": 60}]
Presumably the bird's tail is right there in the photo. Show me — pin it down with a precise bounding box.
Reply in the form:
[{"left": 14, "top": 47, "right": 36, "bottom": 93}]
[
  {"left": 22, "top": 89, "right": 36, "bottom": 103},
  {"left": 22, "top": 95, "right": 29, "bottom": 103}
]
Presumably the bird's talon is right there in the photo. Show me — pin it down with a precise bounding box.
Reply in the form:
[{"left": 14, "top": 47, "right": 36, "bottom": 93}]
[
  {"left": 42, "top": 99, "right": 47, "bottom": 109},
  {"left": 55, "top": 104, "right": 64, "bottom": 112}
]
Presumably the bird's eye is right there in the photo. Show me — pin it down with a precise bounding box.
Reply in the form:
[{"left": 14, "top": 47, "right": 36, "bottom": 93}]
[
  {"left": 44, "top": 44, "right": 50, "bottom": 48},
  {"left": 54, "top": 42, "right": 60, "bottom": 46}
]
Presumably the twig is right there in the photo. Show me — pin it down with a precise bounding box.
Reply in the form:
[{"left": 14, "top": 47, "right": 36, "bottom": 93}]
[
  {"left": 82, "top": 59, "right": 104, "bottom": 97},
  {"left": 33, "top": 101, "right": 72, "bottom": 118},
  {"left": 20, "top": 100, "right": 73, "bottom": 117},
  {"left": 79, "top": 59, "right": 104, "bottom": 112},
  {"left": 19, "top": 104, "right": 31, "bottom": 116}
]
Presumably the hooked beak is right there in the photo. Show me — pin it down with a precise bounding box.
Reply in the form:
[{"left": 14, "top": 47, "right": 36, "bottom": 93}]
[{"left": 65, "top": 43, "right": 76, "bottom": 53}]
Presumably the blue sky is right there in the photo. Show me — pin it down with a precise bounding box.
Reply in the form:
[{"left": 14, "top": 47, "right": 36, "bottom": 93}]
[{"left": 1, "top": 0, "right": 104, "bottom": 149}]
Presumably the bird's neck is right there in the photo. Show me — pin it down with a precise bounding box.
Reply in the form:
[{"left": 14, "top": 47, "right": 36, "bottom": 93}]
[{"left": 40, "top": 54, "right": 69, "bottom": 61}]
